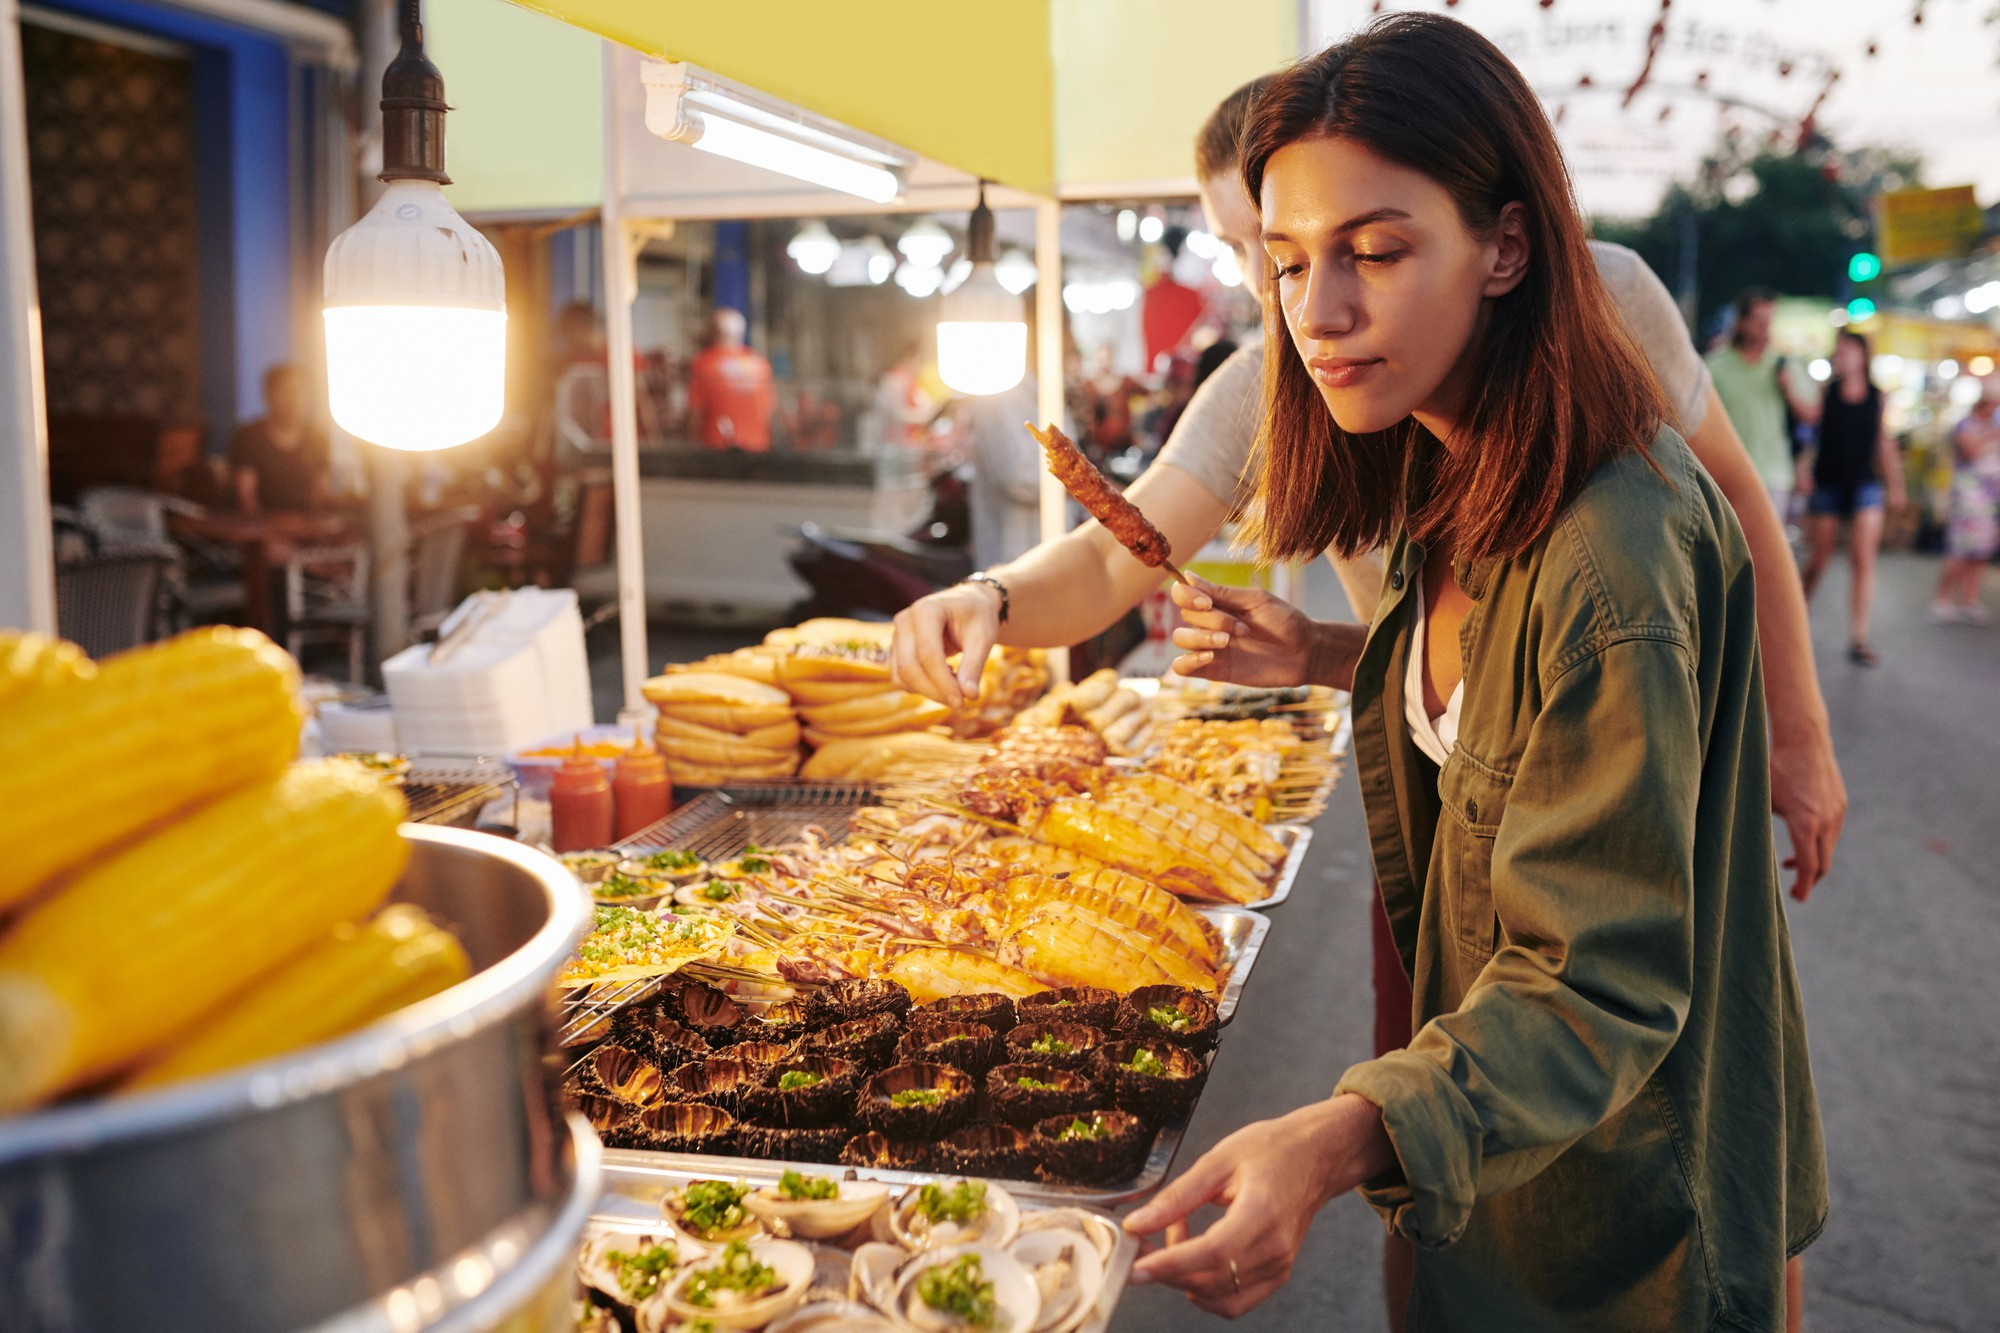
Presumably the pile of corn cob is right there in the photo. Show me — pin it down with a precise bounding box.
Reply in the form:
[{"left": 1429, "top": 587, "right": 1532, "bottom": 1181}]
[{"left": 0, "top": 628, "right": 469, "bottom": 1113}]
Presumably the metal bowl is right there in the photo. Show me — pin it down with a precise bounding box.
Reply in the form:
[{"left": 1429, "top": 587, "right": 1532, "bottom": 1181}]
[{"left": 0, "top": 825, "right": 593, "bottom": 1332}]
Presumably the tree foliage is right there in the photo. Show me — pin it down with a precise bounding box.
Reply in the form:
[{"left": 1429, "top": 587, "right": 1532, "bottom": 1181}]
[{"left": 1593, "top": 141, "right": 1923, "bottom": 338}]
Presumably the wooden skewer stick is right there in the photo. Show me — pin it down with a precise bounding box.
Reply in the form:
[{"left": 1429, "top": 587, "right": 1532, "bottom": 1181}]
[{"left": 1161, "top": 558, "right": 1192, "bottom": 587}]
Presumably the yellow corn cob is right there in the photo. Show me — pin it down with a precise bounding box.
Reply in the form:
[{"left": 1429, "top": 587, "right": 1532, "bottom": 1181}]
[
  {"left": 1114, "top": 772, "right": 1288, "bottom": 865},
  {"left": 0, "top": 759, "right": 407, "bottom": 1111},
  {"left": 1030, "top": 799, "right": 1264, "bottom": 905},
  {"left": 125, "top": 905, "right": 469, "bottom": 1090},
  {"left": 0, "top": 627, "right": 302, "bottom": 910},
  {"left": 0, "top": 631, "right": 91, "bottom": 712}
]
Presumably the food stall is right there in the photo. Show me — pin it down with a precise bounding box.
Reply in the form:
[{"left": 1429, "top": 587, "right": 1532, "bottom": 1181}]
[{"left": 0, "top": 3, "right": 1330, "bottom": 1330}]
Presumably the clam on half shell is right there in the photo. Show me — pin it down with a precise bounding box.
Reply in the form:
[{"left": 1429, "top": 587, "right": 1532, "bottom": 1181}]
[
  {"left": 744, "top": 1178, "right": 891, "bottom": 1240},
  {"left": 1016, "top": 1207, "right": 1120, "bottom": 1267},
  {"left": 848, "top": 1241, "right": 905, "bottom": 1309},
  {"left": 889, "top": 1179, "right": 1021, "bottom": 1253},
  {"left": 1011, "top": 1228, "right": 1106, "bottom": 1333},
  {"left": 577, "top": 1231, "right": 683, "bottom": 1308},
  {"left": 661, "top": 1182, "right": 766, "bottom": 1250},
  {"left": 646, "top": 1237, "right": 816, "bottom": 1333},
  {"left": 891, "top": 1243, "right": 1040, "bottom": 1333}
]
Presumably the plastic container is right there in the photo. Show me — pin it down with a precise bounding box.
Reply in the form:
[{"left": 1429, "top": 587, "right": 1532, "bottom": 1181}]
[{"left": 507, "top": 723, "right": 632, "bottom": 802}]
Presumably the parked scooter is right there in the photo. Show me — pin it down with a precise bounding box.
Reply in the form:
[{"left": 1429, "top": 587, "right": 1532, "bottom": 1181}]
[{"left": 785, "top": 463, "right": 973, "bottom": 621}]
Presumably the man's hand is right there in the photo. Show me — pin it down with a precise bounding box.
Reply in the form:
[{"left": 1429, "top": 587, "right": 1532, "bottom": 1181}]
[
  {"left": 1124, "top": 1095, "right": 1392, "bottom": 1318},
  {"left": 1771, "top": 727, "right": 1846, "bottom": 902},
  {"left": 890, "top": 581, "right": 1003, "bottom": 707},
  {"left": 1167, "top": 576, "right": 1361, "bottom": 690}
]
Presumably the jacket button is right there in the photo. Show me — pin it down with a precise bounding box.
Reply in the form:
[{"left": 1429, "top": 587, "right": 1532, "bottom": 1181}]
[
  {"left": 1466, "top": 798, "right": 1479, "bottom": 822},
  {"left": 1390, "top": 570, "right": 1405, "bottom": 590}
]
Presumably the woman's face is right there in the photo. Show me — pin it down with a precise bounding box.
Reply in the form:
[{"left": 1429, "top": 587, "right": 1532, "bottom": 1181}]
[
  {"left": 1259, "top": 135, "right": 1526, "bottom": 438},
  {"left": 1198, "top": 172, "right": 1267, "bottom": 309},
  {"left": 1833, "top": 337, "right": 1867, "bottom": 379}
]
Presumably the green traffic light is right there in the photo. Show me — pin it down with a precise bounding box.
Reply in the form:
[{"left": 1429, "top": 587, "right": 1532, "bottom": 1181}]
[
  {"left": 1848, "top": 251, "right": 1882, "bottom": 283},
  {"left": 1846, "top": 297, "right": 1878, "bottom": 321}
]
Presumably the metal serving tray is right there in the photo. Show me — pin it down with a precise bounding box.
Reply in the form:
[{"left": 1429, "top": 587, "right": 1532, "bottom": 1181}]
[
  {"left": 1244, "top": 821, "right": 1312, "bottom": 909},
  {"left": 588, "top": 908, "right": 1270, "bottom": 1206},
  {"left": 1201, "top": 905, "right": 1271, "bottom": 1024},
  {"left": 588, "top": 1158, "right": 1138, "bottom": 1330}
]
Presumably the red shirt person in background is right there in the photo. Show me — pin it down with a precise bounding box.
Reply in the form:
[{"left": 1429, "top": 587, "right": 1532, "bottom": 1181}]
[{"left": 686, "top": 306, "right": 776, "bottom": 451}]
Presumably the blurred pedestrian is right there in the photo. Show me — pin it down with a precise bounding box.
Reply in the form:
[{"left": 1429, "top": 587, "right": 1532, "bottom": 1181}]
[
  {"left": 686, "top": 307, "right": 776, "bottom": 451},
  {"left": 1705, "top": 288, "right": 1817, "bottom": 527},
  {"left": 961, "top": 375, "right": 1042, "bottom": 570},
  {"left": 1932, "top": 373, "right": 2000, "bottom": 623},
  {"left": 230, "top": 364, "right": 330, "bottom": 515},
  {"left": 1799, "top": 331, "right": 1905, "bottom": 663}
]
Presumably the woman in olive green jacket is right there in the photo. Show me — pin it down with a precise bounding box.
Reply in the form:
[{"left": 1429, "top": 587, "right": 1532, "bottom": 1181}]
[{"left": 1126, "top": 16, "right": 1826, "bottom": 1331}]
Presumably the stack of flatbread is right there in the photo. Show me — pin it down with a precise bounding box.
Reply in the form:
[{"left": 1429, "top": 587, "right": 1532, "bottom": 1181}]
[
  {"left": 775, "top": 648, "right": 951, "bottom": 748},
  {"left": 642, "top": 671, "right": 801, "bottom": 784}
]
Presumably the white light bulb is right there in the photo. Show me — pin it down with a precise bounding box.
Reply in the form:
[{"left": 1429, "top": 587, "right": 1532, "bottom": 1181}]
[
  {"left": 942, "top": 257, "right": 973, "bottom": 294},
  {"left": 1116, "top": 209, "right": 1138, "bottom": 242},
  {"left": 937, "top": 263, "right": 1027, "bottom": 396},
  {"left": 323, "top": 180, "right": 506, "bottom": 452},
  {"left": 786, "top": 220, "right": 840, "bottom": 275},
  {"left": 897, "top": 217, "right": 955, "bottom": 269},
  {"left": 896, "top": 262, "right": 943, "bottom": 298},
  {"left": 1808, "top": 358, "right": 1831, "bottom": 382},
  {"left": 1938, "top": 359, "right": 1960, "bottom": 380},
  {"left": 1184, "top": 229, "right": 1219, "bottom": 259},
  {"left": 994, "top": 248, "right": 1037, "bottom": 295},
  {"left": 1212, "top": 248, "right": 1243, "bottom": 288},
  {"left": 1138, "top": 215, "right": 1165, "bottom": 244}
]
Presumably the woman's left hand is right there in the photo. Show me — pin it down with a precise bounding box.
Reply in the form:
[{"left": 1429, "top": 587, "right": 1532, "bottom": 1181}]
[{"left": 1124, "top": 1095, "right": 1394, "bottom": 1317}]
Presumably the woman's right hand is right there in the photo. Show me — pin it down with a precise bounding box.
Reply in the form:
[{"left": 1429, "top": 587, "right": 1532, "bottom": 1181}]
[
  {"left": 891, "top": 580, "right": 1005, "bottom": 707},
  {"left": 1169, "top": 575, "right": 1362, "bottom": 690}
]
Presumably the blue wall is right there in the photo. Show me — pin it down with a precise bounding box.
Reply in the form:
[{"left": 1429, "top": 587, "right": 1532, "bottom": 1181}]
[{"left": 40, "top": 0, "right": 295, "bottom": 449}]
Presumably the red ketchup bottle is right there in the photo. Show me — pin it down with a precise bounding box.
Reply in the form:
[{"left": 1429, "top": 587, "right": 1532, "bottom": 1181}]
[
  {"left": 613, "top": 726, "right": 673, "bottom": 840},
  {"left": 549, "top": 736, "right": 615, "bottom": 853}
]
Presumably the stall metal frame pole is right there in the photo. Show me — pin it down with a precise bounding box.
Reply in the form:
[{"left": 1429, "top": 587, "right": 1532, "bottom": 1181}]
[
  {"left": 1034, "top": 195, "right": 1068, "bottom": 684},
  {"left": 0, "top": 0, "right": 55, "bottom": 634},
  {"left": 601, "top": 39, "right": 650, "bottom": 721}
]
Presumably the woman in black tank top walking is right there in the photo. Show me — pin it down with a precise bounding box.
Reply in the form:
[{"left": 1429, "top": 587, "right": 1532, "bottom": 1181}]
[{"left": 1800, "top": 331, "right": 1905, "bottom": 664}]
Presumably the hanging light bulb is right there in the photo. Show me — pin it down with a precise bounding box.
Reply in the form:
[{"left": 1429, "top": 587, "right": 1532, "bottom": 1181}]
[
  {"left": 1212, "top": 247, "right": 1243, "bottom": 288},
  {"left": 994, "top": 247, "right": 1037, "bottom": 295},
  {"left": 936, "top": 182, "right": 1027, "bottom": 396},
  {"left": 996, "top": 248, "right": 1040, "bottom": 294},
  {"left": 942, "top": 257, "right": 973, "bottom": 294},
  {"left": 786, "top": 219, "right": 840, "bottom": 275},
  {"left": 897, "top": 217, "right": 955, "bottom": 269},
  {"left": 1137, "top": 214, "right": 1165, "bottom": 244},
  {"left": 323, "top": 0, "right": 505, "bottom": 452},
  {"left": 896, "top": 262, "right": 944, "bottom": 298}
]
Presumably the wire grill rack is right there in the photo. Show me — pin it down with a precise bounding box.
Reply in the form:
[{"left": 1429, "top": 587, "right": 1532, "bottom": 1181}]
[
  {"left": 555, "top": 782, "right": 878, "bottom": 1046},
  {"left": 402, "top": 757, "right": 518, "bottom": 830}
]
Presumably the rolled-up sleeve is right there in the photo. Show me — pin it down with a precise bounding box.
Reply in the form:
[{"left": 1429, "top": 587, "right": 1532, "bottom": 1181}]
[{"left": 1335, "top": 634, "right": 1701, "bottom": 1247}]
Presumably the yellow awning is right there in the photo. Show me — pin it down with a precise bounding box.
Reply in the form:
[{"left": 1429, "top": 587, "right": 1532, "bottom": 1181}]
[
  {"left": 503, "top": 0, "right": 1057, "bottom": 195},
  {"left": 441, "top": 0, "right": 1300, "bottom": 214}
]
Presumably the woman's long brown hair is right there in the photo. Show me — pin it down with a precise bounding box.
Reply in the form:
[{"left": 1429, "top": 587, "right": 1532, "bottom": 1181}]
[{"left": 1241, "top": 13, "right": 1671, "bottom": 564}]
